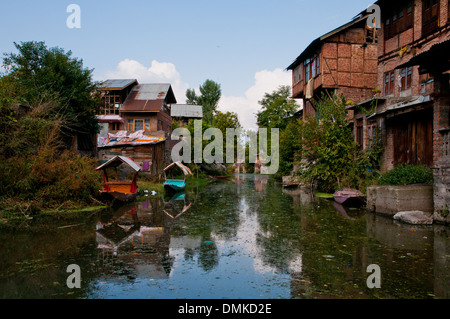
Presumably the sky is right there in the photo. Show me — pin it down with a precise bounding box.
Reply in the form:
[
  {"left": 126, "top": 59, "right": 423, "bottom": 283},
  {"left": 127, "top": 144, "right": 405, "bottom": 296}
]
[{"left": 0, "top": 0, "right": 374, "bottom": 129}]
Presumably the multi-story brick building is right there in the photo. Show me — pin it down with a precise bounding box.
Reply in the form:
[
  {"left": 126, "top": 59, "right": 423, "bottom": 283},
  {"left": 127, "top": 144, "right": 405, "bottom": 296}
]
[
  {"left": 288, "top": 0, "right": 450, "bottom": 213},
  {"left": 350, "top": 0, "right": 449, "bottom": 212},
  {"left": 286, "top": 12, "right": 379, "bottom": 119},
  {"left": 362, "top": 0, "right": 449, "bottom": 169}
]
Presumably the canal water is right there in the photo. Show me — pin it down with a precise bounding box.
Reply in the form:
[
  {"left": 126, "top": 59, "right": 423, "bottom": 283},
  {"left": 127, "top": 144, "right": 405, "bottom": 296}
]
[{"left": 0, "top": 174, "right": 449, "bottom": 299}]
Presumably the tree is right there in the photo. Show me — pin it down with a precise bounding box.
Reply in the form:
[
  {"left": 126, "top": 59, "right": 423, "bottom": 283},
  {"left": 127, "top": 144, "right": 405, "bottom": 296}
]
[
  {"left": 256, "top": 85, "right": 299, "bottom": 131},
  {"left": 278, "top": 118, "right": 303, "bottom": 177},
  {"left": 186, "top": 88, "right": 197, "bottom": 105},
  {"left": 299, "top": 93, "right": 365, "bottom": 192},
  {"left": 213, "top": 111, "right": 242, "bottom": 163},
  {"left": 185, "top": 79, "right": 221, "bottom": 125},
  {"left": 2, "top": 41, "right": 101, "bottom": 142}
]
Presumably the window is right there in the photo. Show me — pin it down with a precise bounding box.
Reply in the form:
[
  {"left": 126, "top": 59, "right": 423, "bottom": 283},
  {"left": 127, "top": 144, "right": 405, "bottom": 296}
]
[
  {"left": 422, "top": 0, "right": 440, "bottom": 37},
  {"left": 109, "top": 123, "right": 120, "bottom": 131},
  {"left": 356, "top": 119, "right": 364, "bottom": 149},
  {"left": 293, "top": 64, "right": 303, "bottom": 84},
  {"left": 305, "top": 59, "right": 310, "bottom": 82},
  {"left": 127, "top": 119, "right": 148, "bottom": 131},
  {"left": 384, "top": 1, "right": 414, "bottom": 39},
  {"left": 384, "top": 71, "right": 395, "bottom": 95},
  {"left": 367, "top": 123, "right": 379, "bottom": 148},
  {"left": 100, "top": 91, "right": 122, "bottom": 115},
  {"left": 400, "top": 67, "right": 413, "bottom": 91},
  {"left": 304, "top": 54, "right": 320, "bottom": 82},
  {"left": 407, "top": 2, "right": 413, "bottom": 14},
  {"left": 134, "top": 120, "right": 144, "bottom": 131}
]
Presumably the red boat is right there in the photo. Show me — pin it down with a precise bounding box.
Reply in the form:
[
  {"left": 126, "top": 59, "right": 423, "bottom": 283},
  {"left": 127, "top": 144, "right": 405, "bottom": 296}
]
[
  {"left": 96, "top": 156, "right": 141, "bottom": 204},
  {"left": 333, "top": 188, "right": 366, "bottom": 207}
]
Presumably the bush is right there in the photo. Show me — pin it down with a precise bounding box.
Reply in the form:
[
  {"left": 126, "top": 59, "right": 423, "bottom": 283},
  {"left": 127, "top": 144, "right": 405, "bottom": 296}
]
[
  {"left": 0, "top": 150, "right": 102, "bottom": 212},
  {"left": 378, "top": 164, "right": 433, "bottom": 186},
  {"left": 298, "top": 93, "right": 365, "bottom": 192}
]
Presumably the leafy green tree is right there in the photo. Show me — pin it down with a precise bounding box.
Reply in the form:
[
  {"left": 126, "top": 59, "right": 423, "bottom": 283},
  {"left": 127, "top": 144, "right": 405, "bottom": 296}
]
[
  {"left": 186, "top": 88, "right": 197, "bottom": 105},
  {"left": 278, "top": 118, "right": 303, "bottom": 177},
  {"left": 2, "top": 41, "right": 101, "bottom": 142},
  {"left": 299, "top": 93, "right": 364, "bottom": 192},
  {"left": 213, "top": 111, "right": 241, "bottom": 164},
  {"left": 185, "top": 79, "right": 221, "bottom": 125},
  {"left": 256, "top": 85, "right": 299, "bottom": 130}
]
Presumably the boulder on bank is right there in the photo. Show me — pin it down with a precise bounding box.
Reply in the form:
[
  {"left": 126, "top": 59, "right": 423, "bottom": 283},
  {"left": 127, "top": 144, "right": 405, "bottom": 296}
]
[{"left": 393, "top": 211, "right": 434, "bottom": 225}]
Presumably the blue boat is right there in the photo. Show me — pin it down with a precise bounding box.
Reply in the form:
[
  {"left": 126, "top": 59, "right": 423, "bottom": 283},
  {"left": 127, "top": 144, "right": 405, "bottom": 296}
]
[{"left": 163, "top": 162, "right": 192, "bottom": 193}]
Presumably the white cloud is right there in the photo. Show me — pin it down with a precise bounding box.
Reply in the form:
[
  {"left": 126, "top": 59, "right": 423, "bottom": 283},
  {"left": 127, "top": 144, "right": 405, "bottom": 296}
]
[
  {"left": 101, "top": 59, "right": 189, "bottom": 103},
  {"left": 101, "top": 60, "right": 297, "bottom": 130},
  {"left": 219, "top": 68, "right": 294, "bottom": 130}
]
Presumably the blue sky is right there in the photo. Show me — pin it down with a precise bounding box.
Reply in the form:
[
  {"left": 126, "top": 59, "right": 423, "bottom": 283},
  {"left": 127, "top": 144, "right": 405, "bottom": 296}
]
[{"left": 0, "top": 0, "right": 373, "bottom": 128}]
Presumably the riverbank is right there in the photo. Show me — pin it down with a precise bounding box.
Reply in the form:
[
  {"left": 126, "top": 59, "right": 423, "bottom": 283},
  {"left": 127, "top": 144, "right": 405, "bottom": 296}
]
[{"left": 0, "top": 174, "right": 214, "bottom": 226}]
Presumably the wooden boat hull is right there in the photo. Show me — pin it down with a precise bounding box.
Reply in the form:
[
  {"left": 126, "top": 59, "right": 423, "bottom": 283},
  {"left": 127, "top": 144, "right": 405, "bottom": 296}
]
[
  {"left": 333, "top": 195, "right": 365, "bottom": 205},
  {"left": 100, "top": 191, "right": 138, "bottom": 203},
  {"left": 164, "top": 180, "right": 186, "bottom": 193},
  {"left": 333, "top": 188, "right": 366, "bottom": 207}
]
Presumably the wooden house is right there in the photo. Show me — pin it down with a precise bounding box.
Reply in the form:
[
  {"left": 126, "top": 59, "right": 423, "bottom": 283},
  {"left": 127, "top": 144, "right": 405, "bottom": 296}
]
[
  {"left": 348, "top": 0, "right": 450, "bottom": 173},
  {"left": 96, "top": 81, "right": 177, "bottom": 177},
  {"left": 287, "top": 12, "right": 379, "bottom": 120}
]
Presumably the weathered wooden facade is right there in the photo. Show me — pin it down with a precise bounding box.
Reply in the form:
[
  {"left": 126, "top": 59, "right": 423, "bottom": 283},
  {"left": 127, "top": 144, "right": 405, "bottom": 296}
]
[
  {"left": 97, "top": 139, "right": 166, "bottom": 178},
  {"left": 96, "top": 80, "right": 178, "bottom": 176},
  {"left": 348, "top": 0, "right": 449, "bottom": 173},
  {"left": 287, "top": 12, "right": 379, "bottom": 119},
  {"left": 288, "top": 0, "right": 450, "bottom": 214}
]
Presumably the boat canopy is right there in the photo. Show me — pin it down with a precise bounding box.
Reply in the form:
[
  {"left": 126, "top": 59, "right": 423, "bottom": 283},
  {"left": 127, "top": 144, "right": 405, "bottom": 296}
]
[
  {"left": 96, "top": 156, "right": 142, "bottom": 172},
  {"left": 164, "top": 162, "right": 192, "bottom": 176}
]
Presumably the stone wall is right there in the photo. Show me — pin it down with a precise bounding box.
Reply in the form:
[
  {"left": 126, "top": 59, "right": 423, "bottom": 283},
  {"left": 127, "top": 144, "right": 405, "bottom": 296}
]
[{"left": 367, "top": 184, "right": 434, "bottom": 215}]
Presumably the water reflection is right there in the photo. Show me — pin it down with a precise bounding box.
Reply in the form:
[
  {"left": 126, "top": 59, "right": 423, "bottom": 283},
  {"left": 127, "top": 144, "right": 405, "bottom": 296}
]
[
  {"left": 0, "top": 174, "right": 449, "bottom": 299},
  {"left": 95, "top": 194, "right": 193, "bottom": 281}
]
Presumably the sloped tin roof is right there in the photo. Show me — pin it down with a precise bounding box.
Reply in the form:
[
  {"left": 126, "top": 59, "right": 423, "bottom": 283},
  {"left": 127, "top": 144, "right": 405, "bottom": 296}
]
[
  {"left": 121, "top": 83, "right": 177, "bottom": 112},
  {"left": 171, "top": 104, "right": 203, "bottom": 118},
  {"left": 98, "top": 79, "right": 138, "bottom": 90},
  {"left": 96, "top": 156, "right": 142, "bottom": 172},
  {"left": 164, "top": 162, "right": 192, "bottom": 176}
]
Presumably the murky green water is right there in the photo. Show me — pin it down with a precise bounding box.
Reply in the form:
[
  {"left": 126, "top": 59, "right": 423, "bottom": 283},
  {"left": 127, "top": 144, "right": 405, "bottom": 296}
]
[{"left": 0, "top": 174, "right": 449, "bottom": 299}]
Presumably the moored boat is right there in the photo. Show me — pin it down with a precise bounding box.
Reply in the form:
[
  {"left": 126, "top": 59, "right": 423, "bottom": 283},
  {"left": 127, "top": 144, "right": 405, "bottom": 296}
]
[
  {"left": 163, "top": 162, "right": 192, "bottom": 193},
  {"left": 333, "top": 188, "right": 366, "bottom": 207},
  {"left": 96, "top": 156, "right": 141, "bottom": 204}
]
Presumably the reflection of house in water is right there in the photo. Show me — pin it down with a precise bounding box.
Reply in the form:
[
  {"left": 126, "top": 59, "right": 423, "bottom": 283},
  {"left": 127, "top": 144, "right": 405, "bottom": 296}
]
[
  {"left": 254, "top": 174, "right": 268, "bottom": 193},
  {"left": 96, "top": 195, "right": 194, "bottom": 280},
  {"left": 96, "top": 199, "right": 172, "bottom": 279}
]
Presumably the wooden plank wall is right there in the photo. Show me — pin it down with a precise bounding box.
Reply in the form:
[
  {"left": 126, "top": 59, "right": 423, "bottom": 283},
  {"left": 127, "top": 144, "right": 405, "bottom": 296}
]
[
  {"left": 391, "top": 109, "right": 433, "bottom": 166},
  {"left": 98, "top": 142, "right": 166, "bottom": 177}
]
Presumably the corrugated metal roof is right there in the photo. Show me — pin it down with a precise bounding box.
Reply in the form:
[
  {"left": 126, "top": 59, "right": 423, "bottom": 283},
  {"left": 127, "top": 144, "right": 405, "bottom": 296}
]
[
  {"left": 171, "top": 104, "right": 203, "bottom": 118},
  {"left": 368, "top": 95, "right": 432, "bottom": 119},
  {"left": 121, "top": 83, "right": 177, "bottom": 112},
  {"left": 96, "top": 115, "right": 125, "bottom": 123},
  {"left": 99, "top": 79, "right": 138, "bottom": 90},
  {"left": 395, "top": 39, "right": 450, "bottom": 72},
  {"left": 96, "top": 155, "right": 142, "bottom": 172},
  {"left": 135, "top": 84, "right": 171, "bottom": 100}
]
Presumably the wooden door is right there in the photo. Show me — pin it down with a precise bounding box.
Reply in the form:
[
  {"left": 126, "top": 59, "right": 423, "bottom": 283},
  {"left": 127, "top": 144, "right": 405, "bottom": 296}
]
[{"left": 391, "top": 109, "right": 433, "bottom": 166}]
